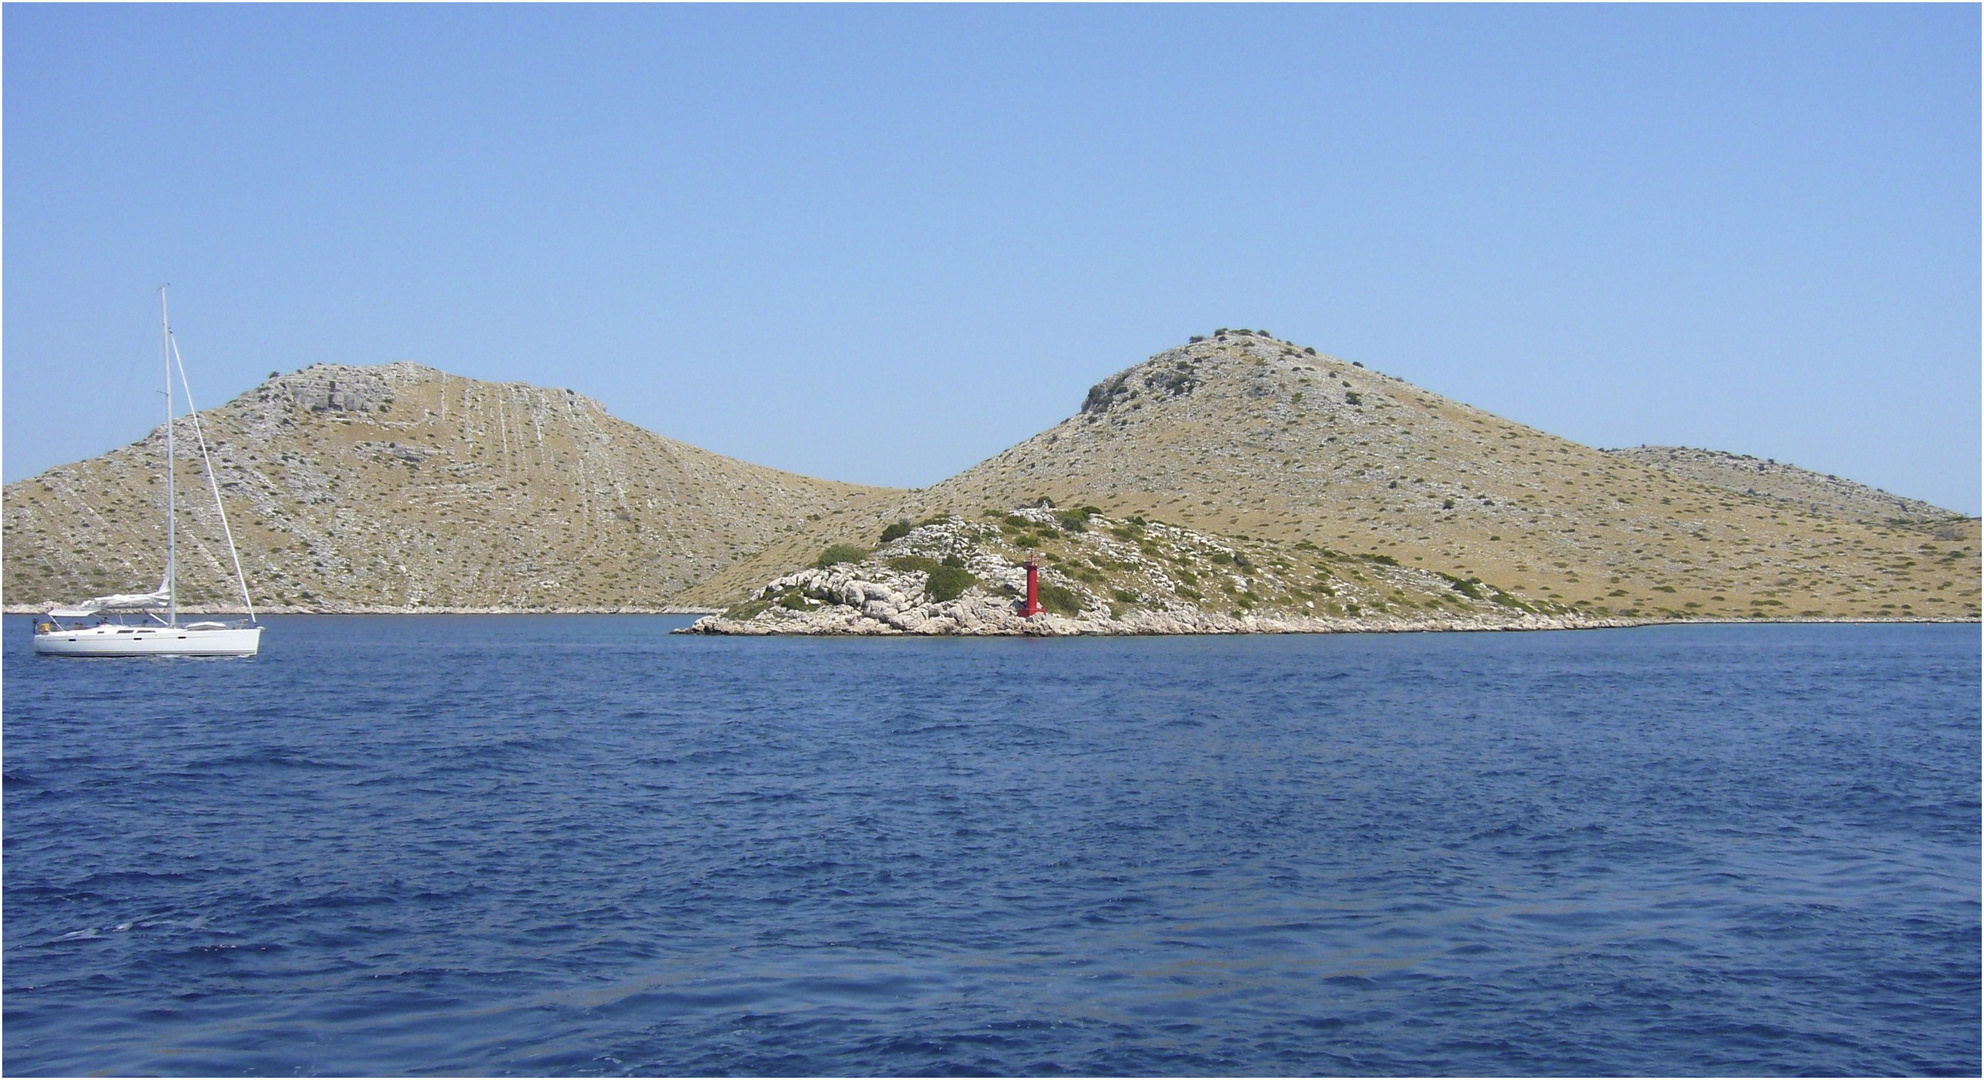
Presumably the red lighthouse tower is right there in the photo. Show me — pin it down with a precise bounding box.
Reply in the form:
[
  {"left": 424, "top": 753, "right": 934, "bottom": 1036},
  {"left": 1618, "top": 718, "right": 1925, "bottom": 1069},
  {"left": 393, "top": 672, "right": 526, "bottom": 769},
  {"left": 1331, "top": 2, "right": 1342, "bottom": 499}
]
[{"left": 1022, "top": 560, "right": 1041, "bottom": 616}]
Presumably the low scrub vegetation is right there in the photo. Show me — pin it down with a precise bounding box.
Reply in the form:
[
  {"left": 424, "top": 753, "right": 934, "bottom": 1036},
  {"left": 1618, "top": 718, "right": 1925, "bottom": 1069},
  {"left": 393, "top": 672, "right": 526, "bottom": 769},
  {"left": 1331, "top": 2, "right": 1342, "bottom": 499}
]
[
  {"left": 888, "top": 555, "right": 978, "bottom": 602},
  {"left": 1035, "top": 582, "right": 1084, "bottom": 616},
  {"left": 925, "top": 564, "right": 976, "bottom": 602},
  {"left": 816, "top": 543, "right": 869, "bottom": 569}
]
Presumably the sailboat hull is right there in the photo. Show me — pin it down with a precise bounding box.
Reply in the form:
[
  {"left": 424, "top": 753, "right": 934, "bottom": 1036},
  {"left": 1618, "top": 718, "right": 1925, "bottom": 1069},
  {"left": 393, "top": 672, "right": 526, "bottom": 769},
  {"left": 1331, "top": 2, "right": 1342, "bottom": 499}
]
[
  {"left": 33, "top": 624, "right": 262, "bottom": 657},
  {"left": 39, "top": 290, "right": 267, "bottom": 658}
]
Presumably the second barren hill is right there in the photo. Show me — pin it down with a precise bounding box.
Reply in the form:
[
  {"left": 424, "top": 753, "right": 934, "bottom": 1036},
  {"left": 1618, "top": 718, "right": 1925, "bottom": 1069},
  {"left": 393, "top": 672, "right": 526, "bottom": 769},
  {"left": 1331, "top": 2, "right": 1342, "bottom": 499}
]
[{"left": 686, "top": 330, "right": 1977, "bottom": 622}]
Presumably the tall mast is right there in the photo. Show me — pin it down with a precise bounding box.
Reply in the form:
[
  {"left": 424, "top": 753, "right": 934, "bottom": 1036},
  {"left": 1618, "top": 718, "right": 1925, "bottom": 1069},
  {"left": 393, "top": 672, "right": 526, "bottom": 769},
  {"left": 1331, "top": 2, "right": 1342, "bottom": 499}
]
[{"left": 160, "top": 286, "right": 176, "bottom": 627}]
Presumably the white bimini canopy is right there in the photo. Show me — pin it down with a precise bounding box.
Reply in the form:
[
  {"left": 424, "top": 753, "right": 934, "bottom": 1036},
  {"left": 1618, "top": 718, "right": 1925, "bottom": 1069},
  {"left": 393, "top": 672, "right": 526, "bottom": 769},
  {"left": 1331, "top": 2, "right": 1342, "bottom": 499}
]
[{"left": 48, "top": 584, "right": 171, "bottom": 619}]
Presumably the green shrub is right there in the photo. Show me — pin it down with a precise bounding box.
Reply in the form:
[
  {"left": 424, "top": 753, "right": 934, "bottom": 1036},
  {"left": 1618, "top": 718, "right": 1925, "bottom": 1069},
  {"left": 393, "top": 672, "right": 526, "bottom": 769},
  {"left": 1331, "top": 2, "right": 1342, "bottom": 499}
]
[
  {"left": 925, "top": 564, "right": 977, "bottom": 603},
  {"left": 879, "top": 520, "right": 912, "bottom": 543},
  {"left": 1036, "top": 582, "right": 1084, "bottom": 616},
  {"left": 888, "top": 556, "right": 976, "bottom": 602},
  {"left": 777, "top": 590, "right": 813, "bottom": 611},
  {"left": 1435, "top": 572, "right": 1482, "bottom": 599},
  {"left": 1082, "top": 375, "right": 1131, "bottom": 413},
  {"left": 815, "top": 543, "right": 869, "bottom": 569}
]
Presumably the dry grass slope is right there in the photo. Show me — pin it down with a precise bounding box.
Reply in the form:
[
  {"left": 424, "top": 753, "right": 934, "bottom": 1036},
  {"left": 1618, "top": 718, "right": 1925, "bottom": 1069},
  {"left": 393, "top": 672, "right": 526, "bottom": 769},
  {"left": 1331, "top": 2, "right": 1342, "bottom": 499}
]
[
  {"left": 3, "top": 363, "right": 902, "bottom": 611},
  {"left": 689, "top": 330, "right": 1979, "bottom": 622}
]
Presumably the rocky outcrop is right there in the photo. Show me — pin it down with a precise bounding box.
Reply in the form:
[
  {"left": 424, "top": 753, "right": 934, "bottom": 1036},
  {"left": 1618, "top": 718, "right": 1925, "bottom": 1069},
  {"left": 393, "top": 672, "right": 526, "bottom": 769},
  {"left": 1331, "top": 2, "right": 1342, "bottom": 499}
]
[
  {"left": 685, "top": 598, "right": 1639, "bottom": 637},
  {"left": 683, "top": 508, "right": 1652, "bottom": 636}
]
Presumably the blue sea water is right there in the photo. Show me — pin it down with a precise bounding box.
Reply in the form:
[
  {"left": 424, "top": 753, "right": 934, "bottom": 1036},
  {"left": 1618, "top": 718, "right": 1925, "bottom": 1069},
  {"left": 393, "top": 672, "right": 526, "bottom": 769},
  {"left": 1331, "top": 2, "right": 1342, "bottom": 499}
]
[{"left": 3, "top": 617, "right": 1977, "bottom": 1077}]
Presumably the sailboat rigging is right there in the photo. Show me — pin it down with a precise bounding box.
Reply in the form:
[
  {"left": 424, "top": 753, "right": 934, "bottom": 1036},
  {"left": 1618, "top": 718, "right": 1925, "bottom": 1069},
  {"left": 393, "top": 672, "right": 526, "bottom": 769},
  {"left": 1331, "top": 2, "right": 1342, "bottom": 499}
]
[{"left": 32, "top": 289, "right": 264, "bottom": 656}]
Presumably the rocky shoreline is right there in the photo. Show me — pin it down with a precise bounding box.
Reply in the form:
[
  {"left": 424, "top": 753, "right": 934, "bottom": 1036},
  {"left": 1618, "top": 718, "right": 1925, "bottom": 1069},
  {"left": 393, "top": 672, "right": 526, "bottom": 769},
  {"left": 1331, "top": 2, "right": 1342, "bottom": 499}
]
[
  {"left": 674, "top": 509, "right": 1979, "bottom": 636},
  {"left": 674, "top": 577, "right": 1974, "bottom": 637},
  {"left": 679, "top": 594, "right": 1651, "bottom": 636},
  {"left": 12, "top": 508, "right": 1972, "bottom": 632},
  {"left": 1, "top": 604, "right": 719, "bottom": 616},
  {"left": 5, "top": 602, "right": 1963, "bottom": 630}
]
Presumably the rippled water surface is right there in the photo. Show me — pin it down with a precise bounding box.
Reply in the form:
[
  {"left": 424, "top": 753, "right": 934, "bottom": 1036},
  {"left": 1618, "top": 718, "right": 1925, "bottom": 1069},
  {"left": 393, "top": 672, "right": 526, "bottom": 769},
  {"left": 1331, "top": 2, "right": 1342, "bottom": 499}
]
[{"left": 4, "top": 617, "right": 1978, "bottom": 1076}]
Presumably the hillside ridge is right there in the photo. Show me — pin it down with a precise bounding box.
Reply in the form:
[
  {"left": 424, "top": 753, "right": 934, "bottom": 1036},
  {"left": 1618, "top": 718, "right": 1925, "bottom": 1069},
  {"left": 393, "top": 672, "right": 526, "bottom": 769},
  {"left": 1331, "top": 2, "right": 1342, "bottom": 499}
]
[
  {"left": 7, "top": 334, "right": 1977, "bottom": 625},
  {"left": 1602, "top": 445, "right": 1963, "bottom": 526},
  {"left": 686, "top": 328, "right": 1978, "bottom": 623},
  {"left": 4, "top": 362, "right": 901, "bottom": 611}
]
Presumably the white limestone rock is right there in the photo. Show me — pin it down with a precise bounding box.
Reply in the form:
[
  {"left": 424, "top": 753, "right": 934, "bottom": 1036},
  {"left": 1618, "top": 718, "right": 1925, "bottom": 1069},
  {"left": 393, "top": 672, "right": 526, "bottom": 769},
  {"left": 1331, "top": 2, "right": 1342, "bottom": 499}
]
[{"left": 680, "top": 508, "right": 1655, "bottom": 637}]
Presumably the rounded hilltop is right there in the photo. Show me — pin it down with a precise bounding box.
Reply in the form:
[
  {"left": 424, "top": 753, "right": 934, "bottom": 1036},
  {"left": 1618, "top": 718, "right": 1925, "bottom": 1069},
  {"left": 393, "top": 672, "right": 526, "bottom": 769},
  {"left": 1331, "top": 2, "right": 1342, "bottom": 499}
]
[
  {"left": 3, "top": 362, "right": 901, "bottom": 613},
  {"left": 692, "top": 328, "right": 1977, "bottom": 624}
]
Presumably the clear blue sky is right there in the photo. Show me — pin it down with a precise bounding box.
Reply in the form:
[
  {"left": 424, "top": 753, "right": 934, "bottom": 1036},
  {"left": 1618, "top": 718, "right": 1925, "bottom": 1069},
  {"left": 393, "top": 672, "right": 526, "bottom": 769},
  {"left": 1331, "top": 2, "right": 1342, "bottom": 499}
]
[{"left": 6, "top": 4, "right": 1978, "bottom": 514}]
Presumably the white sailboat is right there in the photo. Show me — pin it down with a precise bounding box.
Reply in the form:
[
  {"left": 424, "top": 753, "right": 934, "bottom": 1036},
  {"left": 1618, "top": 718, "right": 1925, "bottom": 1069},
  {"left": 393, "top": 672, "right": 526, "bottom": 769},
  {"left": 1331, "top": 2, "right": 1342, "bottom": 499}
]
[{"left": 33, "top": 289, "right": 263, "bottom": 657}]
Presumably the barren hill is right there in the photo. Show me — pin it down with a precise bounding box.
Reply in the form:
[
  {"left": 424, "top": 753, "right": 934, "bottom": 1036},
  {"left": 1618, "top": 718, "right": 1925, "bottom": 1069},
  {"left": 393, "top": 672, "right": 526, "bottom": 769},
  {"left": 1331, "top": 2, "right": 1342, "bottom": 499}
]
[
  {"left": 686, "top": 330, "right": 1978, "bottom": 622},
  {"left": 1602, "top": 446, "right": 1963, "bottom": 527},
  {"left": 3, "top": 363, "right": 901, "bottom": 611}
]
